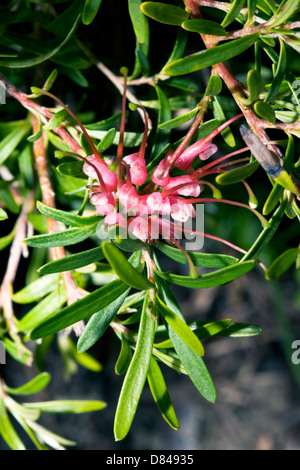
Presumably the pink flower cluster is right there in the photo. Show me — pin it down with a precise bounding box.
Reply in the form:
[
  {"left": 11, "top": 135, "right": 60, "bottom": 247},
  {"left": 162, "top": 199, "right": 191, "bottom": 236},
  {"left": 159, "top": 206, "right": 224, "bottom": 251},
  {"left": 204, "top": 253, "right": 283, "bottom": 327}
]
[{"left": 83, "top": 140, "right": 218, "bottom": 243}]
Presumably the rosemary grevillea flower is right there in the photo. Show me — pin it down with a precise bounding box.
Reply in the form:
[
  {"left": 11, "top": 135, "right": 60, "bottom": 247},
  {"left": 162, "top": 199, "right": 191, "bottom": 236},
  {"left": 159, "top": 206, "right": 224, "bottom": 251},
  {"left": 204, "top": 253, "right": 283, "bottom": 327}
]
[{"left": 40, "top": 87, "right": 266, "bottom": 250}]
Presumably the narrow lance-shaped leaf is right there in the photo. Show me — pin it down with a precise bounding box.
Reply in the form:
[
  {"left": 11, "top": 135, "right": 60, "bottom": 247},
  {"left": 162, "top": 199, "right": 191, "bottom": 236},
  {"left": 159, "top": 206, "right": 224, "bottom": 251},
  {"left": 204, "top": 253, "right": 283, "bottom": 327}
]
[
  {"left": 155, "top": 242, "right": 238, "bottom": 268},
  {"left": 102, "top": 242, "right": 154, "bottom": 290},
  {"left": 266, "top": 38, "right": 287, "bottom": 104},
  {"left": 215, "top": 160, "right": 260, "bottom": 185},
  {"left": 3, "top": 373, "right": 51, "bottom": 396},
  {"left": 77, "top": 288, "right": 130, "bottom": 353},
  {"left": 157, "top": 296, "right": 204, "bottom": 356},
  {"left": 147, "top": 357, "right": 180, "bottom": 430},
  {"left": 182, "top": 19, "right": 227, "bottom": 36},
  {"left": 24, "top": 400, "right": 106, "bottom": 414},
  {"left": 115, "top": 336, "right": 133, "bottom": 375},
  {"left": 129, "top": 0, "right": 148, "bottom": 44},
  {"left": 114, "top": 289, "right": 158, "bottom": 441},
  {"left": 163, "top": 34, "right": 259, "bottom": 76},
  {"left": 0, "top": 395, "right": 26, "bottom": 450},
  {"left": 155, "top": 260, "right": 255, "bottom": 288},
  {"left": 0, "top": 207, "right": 8, "bottom": 221},
  {"left": 24, "top": 224, "right": 98, "bottom": 248},
  {"left": 82, "top": 0, "right": 103, "bottom": 25},
  {"left": 0, "top": 122, "right": 31, "bottom": 166},
  {"left": 12, "top": 274, "right": 59, "bottom": 304},
  {"left": 265, "top": 247, "right": 298, "bottom": 280},
  {"left": 36, "top": 201, "right": 101, "bottom": 227},
  {"left": 221, "top": 0, "right": 246, "bottom": 28},
  {"left": 141, "top": 2, "right": 189, "bottom": 25},
  {"left": 0, "top": 14, "right": 81, "bottom": 68},
  {"left": 30, "top": 251, "right": 142, "bottom": 339},
  {"left": 155, "top": 276, "right": 217, "bottom": 403},
  {"left": 271, "top": 0, "right": 299, "bottom": 27},
  {"left": 17, "top": 288, "right": 67, "bottom": 333},
  {"left": 151, "top": 85, "right": 172, "bottom": 158},
  {"left": 38, "top": 245, "right": 105, "bottom": 275}
]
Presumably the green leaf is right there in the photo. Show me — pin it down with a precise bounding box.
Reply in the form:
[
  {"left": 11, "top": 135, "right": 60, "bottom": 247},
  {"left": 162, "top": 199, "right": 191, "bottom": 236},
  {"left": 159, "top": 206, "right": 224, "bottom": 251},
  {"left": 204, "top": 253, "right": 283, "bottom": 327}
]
[
  {"left": 241, "top": 200, "right": 286, "bottom": 261},
  {"left": 38, "top": 245, "right": 105, "bottom": 274},
  {"left": 0, "top": 15, "right": 81, "bottom": 68},
  {"left": 4, "top": 373, "right": 51, "bottom": 396},
  {"left": 141, "top": 2, "right": 189, "bottom": 25},
  {"left": 155, "top": 261, "right": 255, "bottom": 288},
  {"left": 163, "top": 34, "right": 258, "bottom": 76},
  {"left": 262, "top": 182, "right": 284, "bottom": 215},
  {"left": 158, "top": 107, "right": 198, "bottom": 131},
  {"left": 24, "top": 224, "right": 98, "bottom": 248},
  {"left": 0, "top": 395, "right": 26, "bottom": 450},
  {"left": 0, "top": 207, "right": 8, "bottom": 221},
  {"left": 12, "top": 274, "right": 59, "bottom": 304},
  {"left": 156, "top": 278, "right": 216, "bottom": 402},
  {"left": 212, "top": 97, "right": 235, "bottom": 147},
  {"left": 36, "top": 201, "right": 101, "bottom": 227},
  {"left": 182, "top": 19, "right": 227, "bottom": 36},
  {"left": 151, "top": 85, "right": 172, "bottom": 158},
  {"left": 65, "top": 337, "right": 102, "bottom": 372},
  {"left": 163, "top": 27, "right": 188, "bottom": 66},
  {"left": 3, "top": 338, "right": 32, "bottom": 366},
  {"left": 102, "top": 242, "right": 154, "bottom": 290},
  {"left": 129, "top": 0, "right": 148, "bottom": 44},
  {"left": 30, "top": 279, "right": 129, "bottom": 340},
  {"left": 242, "top": 69, "right": 264, "bottom": 105},
  {"left": 82, "top": 0, "right": 103, "bottom": 25},
  {"left": 24, "top": 400, "right": 106, "bottom": 414},
  {"left": 272, "top": 0, "right": 299, "bottom": 27},
  {"left": 0, "top": 228, "right": 15, "bottom": 252},
  {"left": 42, "top": 68, "right": 58, "bottom": 92},
  {"left": 157, "top": 296, "right": 204, "bottom": 356},
  {"left": 147, "top": 357, "right": 180, "bottom": 430},
  {"left": 215, "top": 160, "right": 260, "bottom": 185},
  {"left": 247, "top": 0, "right": 257, "bottom": 22},
  {"left": 266, "top": 39, "right": 286, "bottom": 104},
  {"left": 0, "top": 122, "right": 31, "bottom": 165},
  {"left": 215, "top": 322, "right": 262, "bottom": 337},
  {"left": 221, "top": 0, "right": 246, "bottom": 28},
  {"left": 265, "top": 247, "right": 298, "bottom": 280},
  {"left": 204, "top": 74, "right": 223, "bottom": 97},
  {"left": 57, "top": 161, "right": 84, "bottom": 176},
  {"left": 114, "top": 290, "right": 158, "bottom": 441},
  {"left": 17, "top": 288, "right": 67, "bottom": 333},
  {"left": 156, "top": 242, "right": 238, "bottom": 268},
  {"left": 163, "top": 77, "right": 198, "bottom": 92},
  {"left": 43, "top": 108, "right": 69, "bottom": 130},
  {"left": 77, "top": 288, "right": 130, "bottom": 352},
  {"left": 115, "top": 336, "right": 133, "bottom": 375},
  {"left": 96, "top": 128, "right": 117, "bottom": 153}
]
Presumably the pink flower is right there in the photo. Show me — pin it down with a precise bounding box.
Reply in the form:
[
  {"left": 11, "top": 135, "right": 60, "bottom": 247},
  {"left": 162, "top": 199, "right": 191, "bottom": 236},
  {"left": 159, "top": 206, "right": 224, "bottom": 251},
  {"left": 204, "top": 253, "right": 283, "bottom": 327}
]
[
  {"left": 104, "top": 212, "right": 126, "bottom": 227},
  {"left": 128, "top": 216, "right": 149, "bottom": 243},
  {"left": 165, "top": 175, "right": 201, "bottom": 197},
  {"left": 90, "top": 192, "right": 115, "bottom": 216},
  {"left": 169, "top": 196, "right": 196, "bottom": 222},
  {"left": 175, "top": 143, "right": 218, "bottom": 170},
  {"left": 151, "top": 150, "right": 173, "bottom": 186},
  {"left": 116, "top": 184, "right": 140, "bottom": 215},
  {"left": 83, "top": 155, "right": 118, "bottom": 192},
  {"left": 123, "top": 153, "right": 147, "bottom": 186}
]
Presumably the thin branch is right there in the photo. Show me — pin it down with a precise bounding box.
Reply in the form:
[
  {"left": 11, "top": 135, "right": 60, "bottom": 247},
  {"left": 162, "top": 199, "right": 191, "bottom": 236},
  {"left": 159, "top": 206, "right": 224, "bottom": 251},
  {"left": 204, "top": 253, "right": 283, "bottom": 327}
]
[{"left": 32, "top": 117, "right": 84, "bottom": 335}]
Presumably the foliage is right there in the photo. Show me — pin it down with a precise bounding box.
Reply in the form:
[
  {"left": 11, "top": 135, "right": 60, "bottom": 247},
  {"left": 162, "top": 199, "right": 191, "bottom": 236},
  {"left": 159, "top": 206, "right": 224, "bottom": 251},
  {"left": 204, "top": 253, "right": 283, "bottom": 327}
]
[{"left": 0, "top": 0, "right": 299, "bottom": 449}]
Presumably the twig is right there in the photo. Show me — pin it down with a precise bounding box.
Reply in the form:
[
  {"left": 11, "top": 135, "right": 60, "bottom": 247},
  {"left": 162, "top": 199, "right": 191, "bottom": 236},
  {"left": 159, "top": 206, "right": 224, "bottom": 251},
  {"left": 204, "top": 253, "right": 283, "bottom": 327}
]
[
  {"left": 183, "top": 0, "right": 283, "bottom": 161},
  {"left": 0, "top": 192, "right": 34, "bottom": 346},
  {"left": 32, "top": 117, "right": 84, "bottom": 335}
]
